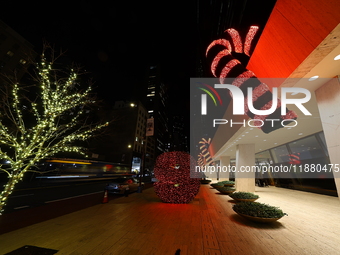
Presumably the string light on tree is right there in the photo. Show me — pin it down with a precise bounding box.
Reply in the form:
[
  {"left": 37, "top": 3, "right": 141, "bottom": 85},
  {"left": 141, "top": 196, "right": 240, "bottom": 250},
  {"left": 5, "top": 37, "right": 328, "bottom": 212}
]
[{"left": 0, "top": 47, "right": 108, "bottom": 214}]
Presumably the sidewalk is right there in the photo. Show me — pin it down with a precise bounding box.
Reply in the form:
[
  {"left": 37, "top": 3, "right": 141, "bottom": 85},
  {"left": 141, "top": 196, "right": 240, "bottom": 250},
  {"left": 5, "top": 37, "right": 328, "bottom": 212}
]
[{"left": 1, "top": 185, "right": 340, "bottom": 255}]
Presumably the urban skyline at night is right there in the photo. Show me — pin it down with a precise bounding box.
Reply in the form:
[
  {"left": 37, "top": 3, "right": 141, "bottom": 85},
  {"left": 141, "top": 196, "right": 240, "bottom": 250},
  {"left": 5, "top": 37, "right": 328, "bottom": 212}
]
[{"left": 1, "top": 1, "right": 340, "bottom": 254}]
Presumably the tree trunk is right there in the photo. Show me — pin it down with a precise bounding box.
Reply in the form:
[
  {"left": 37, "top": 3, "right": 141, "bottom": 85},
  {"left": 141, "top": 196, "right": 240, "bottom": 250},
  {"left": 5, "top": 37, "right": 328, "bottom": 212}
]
[{"left": 0, "top": 175, "right": 18, "bottom": 214}]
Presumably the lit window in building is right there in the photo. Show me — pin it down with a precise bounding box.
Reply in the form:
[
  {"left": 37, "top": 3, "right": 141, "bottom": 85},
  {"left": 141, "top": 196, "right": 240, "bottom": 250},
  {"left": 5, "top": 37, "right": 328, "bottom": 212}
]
[
  {"left": 7, "top": 51, "right": 14, "bottom": 57},
  {"left": 19, "top": 59, "right": 27, "bottom": 65}
]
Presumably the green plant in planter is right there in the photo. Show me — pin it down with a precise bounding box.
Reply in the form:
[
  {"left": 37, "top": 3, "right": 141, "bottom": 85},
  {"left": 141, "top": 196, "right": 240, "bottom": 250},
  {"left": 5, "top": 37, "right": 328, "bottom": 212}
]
[
  {"left": 210, "top": 182, "right": 224, "bottom": 188},
  {"left": 216, "top": 186, "right": 236, "bottom": 194},
  {"left": 221, "top": 180, "right": 235, "bottom": 184},
  {"left": 221, "top": 180, "right": 235, "bottom": 186},
  {"left": 233, "top": 202, "right": 287, "bottom": 218},
  {"left": 229, "top": 192, "right": 259, "bottom": 200}
]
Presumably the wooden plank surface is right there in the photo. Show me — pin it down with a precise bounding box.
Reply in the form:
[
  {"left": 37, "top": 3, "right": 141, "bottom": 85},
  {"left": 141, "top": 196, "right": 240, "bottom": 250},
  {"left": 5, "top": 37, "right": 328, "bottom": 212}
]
[{"left": 0, "top": 185, "right": 340, "bottom": 255}]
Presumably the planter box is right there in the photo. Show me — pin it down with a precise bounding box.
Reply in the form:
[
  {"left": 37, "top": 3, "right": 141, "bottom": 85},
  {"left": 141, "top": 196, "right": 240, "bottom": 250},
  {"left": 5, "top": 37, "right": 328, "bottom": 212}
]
[
  {"left": 218, "top": 189, "right": 235, "bottom": 194},
  {"left": 232, "top": 198, "right": 258, "bottom": 202},
  {"left": 234, "top": 212, "right": 283, "bottom": 223}
]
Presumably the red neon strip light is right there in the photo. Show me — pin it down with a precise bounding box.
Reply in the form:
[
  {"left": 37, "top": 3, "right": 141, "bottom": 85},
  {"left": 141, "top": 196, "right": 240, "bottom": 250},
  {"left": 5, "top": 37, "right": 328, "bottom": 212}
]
[
  {"left": 244, "top": 26, "right": 259, "bottom": 56},
  {"left": 219, "top": 59, "right": 240, "bottom": 84},
  {"left": 206, "top": 39, "right": 232, "bottom": 56},
  {"left": 211, "top": 49, "right": 231, "bottom": 77},
  {"left": 226, "top": 28, "right": 243, "bottom": 53}
]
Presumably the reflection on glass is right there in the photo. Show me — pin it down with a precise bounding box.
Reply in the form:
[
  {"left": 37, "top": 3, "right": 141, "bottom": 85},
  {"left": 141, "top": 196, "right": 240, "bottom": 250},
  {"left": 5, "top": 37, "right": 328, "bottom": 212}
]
[
  {"left": 288, "top": 135, "right": 325, "bottom": 161},
  {"left": 317, "top": 132, "right": 329, "bottom": 157},
  {"left": 255, "top": 150, "right": 272, "bottom": 164},
  {"left": 270, "top": 145, "right": 290, "bottom": 163}
]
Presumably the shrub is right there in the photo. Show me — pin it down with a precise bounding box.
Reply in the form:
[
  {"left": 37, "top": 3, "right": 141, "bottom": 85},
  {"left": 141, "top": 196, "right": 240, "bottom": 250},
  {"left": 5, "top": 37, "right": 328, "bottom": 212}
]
[
  {"left": 229, "top": 192, "right": 259, "bottom": 200},
  {"left": 233, "top": 202, "right": 287, "bottom": 218},
  {"left": 221, "top": 181, "right": 235, "bottom": 185},
  {"left": 210, "top": 182, "right": 224, "bottom": 188},
  {"left": 216, "top": 186, "right": 236, "bottom": 193}
]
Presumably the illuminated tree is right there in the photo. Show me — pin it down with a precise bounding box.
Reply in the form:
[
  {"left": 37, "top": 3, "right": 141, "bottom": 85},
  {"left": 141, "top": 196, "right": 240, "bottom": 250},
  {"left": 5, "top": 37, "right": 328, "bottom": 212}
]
[{"left": 0, "top": 47, "right": 108, "bottom": 213}]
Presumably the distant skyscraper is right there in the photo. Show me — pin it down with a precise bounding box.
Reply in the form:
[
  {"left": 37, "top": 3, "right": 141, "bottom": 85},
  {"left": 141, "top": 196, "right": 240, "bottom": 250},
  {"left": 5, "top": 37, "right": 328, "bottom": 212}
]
[
  {"left": 145, "top": 65, "right": 169, "bottom": 159},
  {"left": 90, "top": 101, "right": 148, "bottom": 173},
  {"left": 169, "top": 115, "right": 189, "bottom": 152},
  {"left": 0, "top": 20, "right": 36, "bottom": 83}
]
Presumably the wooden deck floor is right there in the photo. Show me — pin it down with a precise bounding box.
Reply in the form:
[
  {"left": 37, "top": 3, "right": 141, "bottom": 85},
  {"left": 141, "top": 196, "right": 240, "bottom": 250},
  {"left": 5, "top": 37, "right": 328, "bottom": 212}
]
[{"left": 0, "top": 185, "right": 340, "bottom": 255}]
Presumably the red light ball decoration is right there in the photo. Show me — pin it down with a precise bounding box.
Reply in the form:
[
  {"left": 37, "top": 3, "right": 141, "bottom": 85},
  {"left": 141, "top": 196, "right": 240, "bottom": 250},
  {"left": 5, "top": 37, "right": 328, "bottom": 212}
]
[{"left": 153, "top": 151, "right": 200, "bottom": 204}]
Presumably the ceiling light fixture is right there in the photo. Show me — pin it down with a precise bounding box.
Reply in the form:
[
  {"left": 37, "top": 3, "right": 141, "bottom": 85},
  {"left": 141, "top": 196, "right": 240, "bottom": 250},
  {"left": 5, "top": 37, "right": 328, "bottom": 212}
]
[
  {"left": 334, "top": 54, "right": 340, "bottom": 60},
  {"left": 308, "top": 75, "right": 319, "bottom": 81}
]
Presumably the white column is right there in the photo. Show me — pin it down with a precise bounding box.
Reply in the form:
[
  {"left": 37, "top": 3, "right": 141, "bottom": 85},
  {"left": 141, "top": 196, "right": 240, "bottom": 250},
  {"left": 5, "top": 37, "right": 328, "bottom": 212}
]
[
  {"left": 315, "top": 77, "right": 340, "bottom": 200},
  {"left": 235, "top": 144, "right": 255, "bottom": 192},
  {"left": 219, "top": 156, "right": 230, "bottom": 181},
  {"left": 207, "top": 160, "right": 221, "bottom": 182}
]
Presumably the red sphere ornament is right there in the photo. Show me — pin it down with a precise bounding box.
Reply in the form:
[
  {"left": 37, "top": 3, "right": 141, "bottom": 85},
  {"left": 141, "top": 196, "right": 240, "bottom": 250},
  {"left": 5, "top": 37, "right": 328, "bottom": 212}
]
[{"left": 153, "top": 151, "right": 200, "bottom": 204}]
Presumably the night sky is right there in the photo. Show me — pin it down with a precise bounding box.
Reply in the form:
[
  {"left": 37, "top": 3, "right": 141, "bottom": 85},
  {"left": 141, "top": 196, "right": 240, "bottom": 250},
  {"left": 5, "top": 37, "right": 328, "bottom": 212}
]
[
  {"left": 0, "top": 2, "right": 192, "bottom": 113},
  {"left": 1, "top": 1, "right": 276, "bottom": 124}
]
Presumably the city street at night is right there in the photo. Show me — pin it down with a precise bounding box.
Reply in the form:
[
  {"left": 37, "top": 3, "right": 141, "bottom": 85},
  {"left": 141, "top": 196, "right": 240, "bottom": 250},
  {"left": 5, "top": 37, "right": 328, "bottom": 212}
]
[
  {"left": 3, "top": 178, "right": 116, "bottom": 214},
  {"left": 1, "top": 1, "right": 340, "bottom": 254}
]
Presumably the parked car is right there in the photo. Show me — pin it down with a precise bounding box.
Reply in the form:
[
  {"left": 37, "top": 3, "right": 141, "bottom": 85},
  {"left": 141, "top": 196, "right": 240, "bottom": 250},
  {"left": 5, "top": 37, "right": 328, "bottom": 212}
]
[{"left": 105, "top": 177, "right": 144, "bottom": 194}]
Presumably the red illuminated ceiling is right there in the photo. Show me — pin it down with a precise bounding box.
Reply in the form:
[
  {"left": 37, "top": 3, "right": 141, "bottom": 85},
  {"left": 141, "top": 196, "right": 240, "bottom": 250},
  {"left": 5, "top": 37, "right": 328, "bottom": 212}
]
[{"left": 247, "top": 0, "right": 340, "bottom": 81}]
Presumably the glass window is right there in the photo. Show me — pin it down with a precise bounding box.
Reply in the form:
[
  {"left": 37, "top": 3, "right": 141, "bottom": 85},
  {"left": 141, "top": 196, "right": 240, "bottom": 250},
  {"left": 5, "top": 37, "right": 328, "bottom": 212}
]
[
  {"left": 255, "top": 150, "right": 273, "bottom": 164},
  {"left": 317, "top": 132, "right": 329, "bottom": 157},
  {"left": 270, "top": 145, "right": 290, "bottom": 163},
  {"left": 7, "top": 51, "right": 14, "bottom": 57},
  {"left": 288, "top": 135, "right": 325, "bottom": 160}
]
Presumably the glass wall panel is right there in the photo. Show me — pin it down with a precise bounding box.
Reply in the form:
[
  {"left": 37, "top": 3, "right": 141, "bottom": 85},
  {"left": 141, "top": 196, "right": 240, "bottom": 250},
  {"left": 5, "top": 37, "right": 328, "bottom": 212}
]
[
  {"left": 255, "top": 150, "right": 273, "bottom": 164},
  {"left": 270, "top": 145, "right": 290, "bottom": 163},
  {"left": 317, "top": 132, "right": 329, "bottom": 157},
  {"left": 288, "top": 135, "right": 325, "bottom": 160}
]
